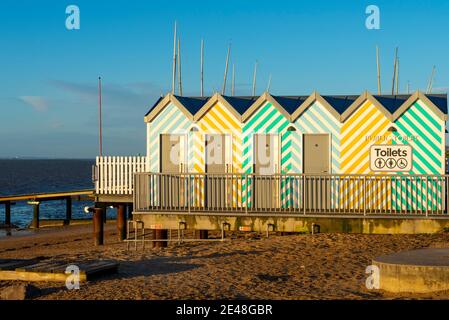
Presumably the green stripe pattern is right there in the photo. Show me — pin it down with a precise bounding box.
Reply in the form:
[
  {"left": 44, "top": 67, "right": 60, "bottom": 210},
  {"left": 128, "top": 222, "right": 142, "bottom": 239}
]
[{"left": 391, "top": 100, "right": 445, "bottom": 211}]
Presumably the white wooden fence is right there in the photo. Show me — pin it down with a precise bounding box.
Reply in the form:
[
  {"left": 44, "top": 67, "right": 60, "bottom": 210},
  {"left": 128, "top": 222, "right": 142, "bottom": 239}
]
[{"left": 94, "top": 156, "right": 148, "bottom": 195}]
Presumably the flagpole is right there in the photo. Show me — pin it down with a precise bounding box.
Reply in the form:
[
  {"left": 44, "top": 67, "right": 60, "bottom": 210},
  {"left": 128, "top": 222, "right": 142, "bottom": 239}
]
[{"left": 98, "top": 76, "right": 103, "bottom": 157}]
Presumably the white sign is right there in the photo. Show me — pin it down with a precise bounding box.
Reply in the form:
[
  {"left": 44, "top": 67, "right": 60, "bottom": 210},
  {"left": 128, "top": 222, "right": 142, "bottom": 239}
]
[{"left": 370, "top": 145, "right": 412, "bottom": 172}]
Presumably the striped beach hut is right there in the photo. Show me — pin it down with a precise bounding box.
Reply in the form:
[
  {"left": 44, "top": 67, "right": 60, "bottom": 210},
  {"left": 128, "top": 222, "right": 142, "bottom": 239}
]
[{"left": 143, "top": 91, "right": 447, "bottom": 212}]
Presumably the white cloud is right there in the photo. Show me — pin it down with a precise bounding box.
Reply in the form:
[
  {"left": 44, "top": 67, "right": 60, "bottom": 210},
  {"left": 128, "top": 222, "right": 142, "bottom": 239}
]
[{"left": 19, "top": 96, "right": 49, "bottom": 112}]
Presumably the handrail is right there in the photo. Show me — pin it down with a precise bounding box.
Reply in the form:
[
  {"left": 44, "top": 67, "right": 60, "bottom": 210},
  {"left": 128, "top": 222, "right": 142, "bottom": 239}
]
[
  {"left": 139, "top": 172, "right": 449, "bottom": 178},
  {"left": 133, "top": 173, "right": 448, "bottom": 216}
]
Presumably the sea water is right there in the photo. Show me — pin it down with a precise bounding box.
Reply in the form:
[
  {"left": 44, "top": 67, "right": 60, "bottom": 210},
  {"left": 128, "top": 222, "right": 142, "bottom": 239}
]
[{"left": 0, "top": 159, "right": 115, "bottom": 231}]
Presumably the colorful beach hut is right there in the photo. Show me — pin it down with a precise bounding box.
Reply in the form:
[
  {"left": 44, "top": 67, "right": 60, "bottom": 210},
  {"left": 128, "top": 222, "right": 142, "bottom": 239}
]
[{"left": 143, "top": 91, "right": 447, "bottom": 212}]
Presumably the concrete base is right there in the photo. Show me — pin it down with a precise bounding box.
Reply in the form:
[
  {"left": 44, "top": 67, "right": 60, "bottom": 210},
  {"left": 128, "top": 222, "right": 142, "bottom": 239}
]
[
  {"left": 373, "top": 248, "right": 449, "bottom": 293},
  {"left": 132, "top": 213, "right": 449, "bottom": 234}
]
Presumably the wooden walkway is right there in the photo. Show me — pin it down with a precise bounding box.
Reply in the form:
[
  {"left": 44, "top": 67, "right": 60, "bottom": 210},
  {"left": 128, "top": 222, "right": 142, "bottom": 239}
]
[
  {"left": 0, "top": 189, "right": 95, "bottom": 228},
  {"left": 0, "top": 259, "right": 118, "bottom": 282},
  {"left": 0, "top": 189, "right": 94, "bottom": 203}
]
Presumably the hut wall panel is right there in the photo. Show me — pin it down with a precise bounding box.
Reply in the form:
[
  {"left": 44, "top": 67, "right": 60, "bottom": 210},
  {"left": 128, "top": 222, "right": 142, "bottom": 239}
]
[
  {"left": 392, "top": 99, "right": 445, "bottom": 211},
  {"left": 340, "top": 100, "right": 393, "bottom": 210},
  {"left": 196, "top": 101, "right": 243, "bottom": 207},
  {"left": 294, "top": 101, "right": 341, "bottom": 174},
  {"left": 148, "top": 103, "right": 191, "bottom": 207},
  {"left": 242, "top": 101, "right": 291, "bottom": 207},
  {"left": 148, "top": 102, "right": 192, "bottom": 172}
]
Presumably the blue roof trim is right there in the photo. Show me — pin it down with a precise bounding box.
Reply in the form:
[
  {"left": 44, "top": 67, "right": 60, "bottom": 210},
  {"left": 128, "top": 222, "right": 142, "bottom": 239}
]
[
  {"left": 372, "top": 95, "right": 410, "bottom": 114},
  {"left": 426, "top": 94, "right": 448, "bottom": 114},
  {"left": 145, "top": 93, "right": 448, "bottom": 118},
  {"left": 272, "top": 95, "right": 308, "bottom": 114},
  {"left": 321, "top": 96, "right": 359, "bottom": 114},
  {"left": 173, "top": 96, "right": 210, "bottom": 115},
  {"left": 221, "top": 96, "right": 258, "bottom": 115}
]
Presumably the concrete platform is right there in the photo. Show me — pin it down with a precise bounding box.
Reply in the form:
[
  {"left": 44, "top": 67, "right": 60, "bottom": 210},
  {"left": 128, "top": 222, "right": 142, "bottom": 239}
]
[
  {"left": 132, "top": 213, "right": 449, "bottom": 234},
  {"left": 373, "top": 248, "right": 449, "bottom": 293}
]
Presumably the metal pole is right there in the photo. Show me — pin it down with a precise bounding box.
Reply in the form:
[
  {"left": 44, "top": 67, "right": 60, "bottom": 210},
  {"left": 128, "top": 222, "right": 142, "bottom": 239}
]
[
  {"left": 93, "top": 207, "right": 104, "bottom": 246},
  {"left": 231, "top": 63, "right": 235, "bottom": 96},
  {"left": 177, "top": 37, "right": 182, "bottom": 96},
  {"left": 267, "top": 74, "right": 272, "bottom": 92},
  {"left": 200, "top": 39, "right": 204, "bottom": 97},
  {"left": 222, "top": 44, "right": 231, "bottom": 95},
  {"left": 376, "top": 46, "right": 381, "bottom": 94},
  {"left": 172, "top": 21, "right": 177, "bottom": 94},
  {"left": 391, "top": 47, "right": 398, "bottom": 95},
  {"left": 427, "top": 65, "right": 436, "bottom": 94},
  {"left": 395, "top": 57, "right": 399, "bottom": 95},
  {"left": 252, "top": 60, "right": 258, "bottom": 96},
  {"left": 98, "top": 77, "right": 103, "bottom": 156}
]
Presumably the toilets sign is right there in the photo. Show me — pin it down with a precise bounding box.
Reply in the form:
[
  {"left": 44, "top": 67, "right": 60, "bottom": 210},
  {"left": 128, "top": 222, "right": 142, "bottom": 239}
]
[{"left": 370, "top": 145, "right": 413, "bottom": 172}]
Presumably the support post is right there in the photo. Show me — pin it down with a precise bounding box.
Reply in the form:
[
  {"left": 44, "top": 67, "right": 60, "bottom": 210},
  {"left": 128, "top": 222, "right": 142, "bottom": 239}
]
[
  {"left": 65, "top": 197, "right": 72, "bottom": 225},
  {"left": 128, "top": 203, "right": 133, "bottom": 220},
  {"left": 93, "top": 207, "right": 104, "bottom": 246},
  {"left": 101, "top": 203, "right": 107, "bottom": 224},
  {"left": 116, "top": 204, "right": 127, "bottom": 241},
  {"left": 4, "top": 202, "right": 11, "bottom": 226},
  {"left": 196, "top": 230, "right": 208, "bottom": 239},
  {"left": 152, "top": 229, "right": 168, "bottom": 248},
  {"left": 29, "top": 201, "right": 40, "bottom": 229}
]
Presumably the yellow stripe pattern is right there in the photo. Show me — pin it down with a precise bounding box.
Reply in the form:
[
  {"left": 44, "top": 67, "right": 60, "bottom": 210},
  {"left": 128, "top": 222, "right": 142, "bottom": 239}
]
[
  {"left": 340, "top": 100, "right": 393, "bottom": 209},
  {"left": 195, "top": 101, "right": 243, "bottom": 206}
]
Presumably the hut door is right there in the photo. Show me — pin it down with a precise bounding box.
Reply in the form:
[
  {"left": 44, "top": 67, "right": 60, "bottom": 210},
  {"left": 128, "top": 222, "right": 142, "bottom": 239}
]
[
  {"left": 253, "top": 134, "right": 280, "bottom": 209},
  {"left": 160, "top": 134, "right": 186, "bottom": 208},
  {"left": 205, "top": 134, "right": 232, "bottom": 208},
  {"left": 303, "top": 134, "right": 331, "bottom": 212}
]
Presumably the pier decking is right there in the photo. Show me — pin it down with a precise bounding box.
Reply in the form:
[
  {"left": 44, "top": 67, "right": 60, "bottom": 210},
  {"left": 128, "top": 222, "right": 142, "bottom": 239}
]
[{"left": 0, "top": 189, "right": 94, "bottom": 228}]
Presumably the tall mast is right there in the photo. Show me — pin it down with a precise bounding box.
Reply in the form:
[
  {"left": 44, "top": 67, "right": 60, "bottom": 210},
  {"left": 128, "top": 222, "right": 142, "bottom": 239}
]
[
  {"left": 231, "top": 63, "right": 235, "bottom": 96},
  {"left": 427, "top": 65, "right": 436, "bottom": 94},
  {"left": 252, "top": 60, "right": 258, "bottom": 96},
  {"left": 391, "top": 47, "right": 398, "bottom": 95},
  {"left": 222, "top": 44, "right": 231, "bottom": 95},
  {"left": 98, "top": 77, "right": 103, "bottom": 157},
  {"left": 267, "top": 74, "right": 272, "bottom": 92},
  {"left": 177, "top": 37, "right": 182, "bottom": 96},
  {"left": 200, "top": 39, "right": 204, "bottom": 97},
  {"left": 172, "top": 21, "right": 177, "bottom": 94},
  {"left": 376, "top": 46, "right": 381, "bottom": 94},
  {"left": 395, "top": 57, "right": 399, "bottom": 95}
]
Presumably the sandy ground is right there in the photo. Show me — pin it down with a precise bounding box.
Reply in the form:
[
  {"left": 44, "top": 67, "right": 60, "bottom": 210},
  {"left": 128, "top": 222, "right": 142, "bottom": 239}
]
[{"left": 1, "top": 224, "right": 449, "bottom": 300}]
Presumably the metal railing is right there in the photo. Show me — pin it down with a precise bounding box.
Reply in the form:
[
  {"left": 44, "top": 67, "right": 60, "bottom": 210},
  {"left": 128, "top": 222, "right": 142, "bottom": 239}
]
[{"left": 133, "top": 173, "right": 449, "bottom": 216}]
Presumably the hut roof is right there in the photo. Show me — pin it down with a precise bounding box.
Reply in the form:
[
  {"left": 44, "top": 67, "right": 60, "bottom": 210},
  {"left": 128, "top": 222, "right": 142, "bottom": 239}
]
[{"left": 144, "top": 92, "right": 448, "bottom": 122}]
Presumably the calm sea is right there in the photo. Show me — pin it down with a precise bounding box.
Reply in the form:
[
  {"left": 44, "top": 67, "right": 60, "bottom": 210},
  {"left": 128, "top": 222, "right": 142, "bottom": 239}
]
[{"left": 0, "top": 159, "right": 114, "bottom": 229}]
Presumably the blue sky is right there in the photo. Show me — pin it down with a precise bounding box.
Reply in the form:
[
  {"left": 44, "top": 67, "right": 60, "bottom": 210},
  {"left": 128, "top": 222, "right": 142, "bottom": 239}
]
[{"left": 0, "top": 0, "right": 448, "bottom": 158}]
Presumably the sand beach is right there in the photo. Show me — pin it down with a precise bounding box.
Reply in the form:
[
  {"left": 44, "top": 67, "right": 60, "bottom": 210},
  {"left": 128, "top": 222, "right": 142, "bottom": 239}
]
[{"left": 1, "top": 225, "right": 449, "bottom": 300}]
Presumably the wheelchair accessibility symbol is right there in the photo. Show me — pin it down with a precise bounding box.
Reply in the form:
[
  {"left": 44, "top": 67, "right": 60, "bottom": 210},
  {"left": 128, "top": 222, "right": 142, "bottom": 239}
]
[{"left": 397, "top": 158, "right": 408, "bottom": 169}]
